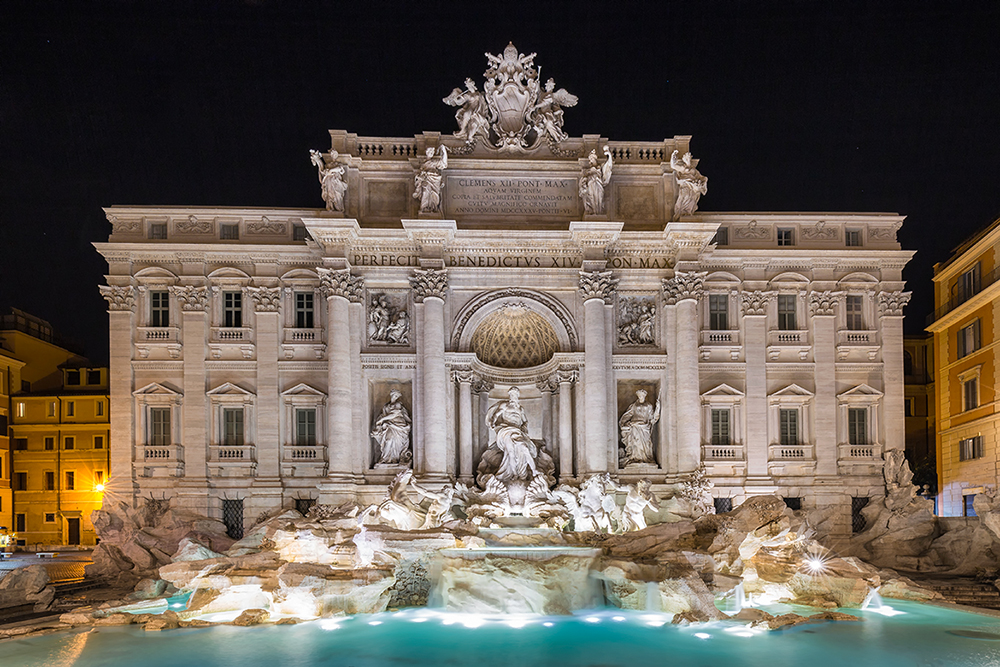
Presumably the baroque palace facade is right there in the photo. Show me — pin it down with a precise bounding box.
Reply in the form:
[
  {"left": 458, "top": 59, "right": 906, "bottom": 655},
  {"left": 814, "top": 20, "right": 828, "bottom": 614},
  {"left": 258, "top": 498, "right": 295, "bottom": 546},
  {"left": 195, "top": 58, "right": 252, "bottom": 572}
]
[{"left": 96, "top": 46, "right": 912, "bottom": 539}]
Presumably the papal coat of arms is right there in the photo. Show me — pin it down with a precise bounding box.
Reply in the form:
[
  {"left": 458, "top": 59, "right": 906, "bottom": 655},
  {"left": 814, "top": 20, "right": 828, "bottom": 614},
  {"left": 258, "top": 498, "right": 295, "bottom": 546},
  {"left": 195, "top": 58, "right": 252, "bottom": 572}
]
[{"left": 443, "top": 43, "right": 578, "bottom": 152}]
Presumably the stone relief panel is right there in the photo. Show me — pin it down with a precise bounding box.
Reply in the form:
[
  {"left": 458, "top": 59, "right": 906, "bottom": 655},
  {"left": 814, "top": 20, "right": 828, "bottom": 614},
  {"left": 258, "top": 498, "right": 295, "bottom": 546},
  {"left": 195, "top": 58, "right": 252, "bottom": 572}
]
[
  {"left": 367, "top": 291, "right": 410, "bottom": 347},
  {"left": 364, "top": 180, "right": 409, "bottom": 218},
  {"left": 617, "top": 295, "right": 657, "bottom": 347},
  {"left": 614, "top": 184, "right": 657, "bottom": 221},
  {"left": 370, "top": 381, "right": 413, "bottom": 469},
  {"left": 617, "top": 381, "right": 660, "bottom": 469}
]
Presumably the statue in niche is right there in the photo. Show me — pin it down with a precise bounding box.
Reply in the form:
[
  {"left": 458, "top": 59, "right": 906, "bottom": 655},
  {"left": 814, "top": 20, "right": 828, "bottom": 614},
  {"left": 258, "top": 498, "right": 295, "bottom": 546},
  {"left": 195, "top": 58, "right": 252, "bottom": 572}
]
[
  {"left": 619, "top": 389, "right": 661, "bottom": 466},
  {"left": 616, "top": 479, "right": 659, "bottom": 532},
  {"left": 579, "top": 146, "right": 613, "bottom": 215},
  {"left": 413, "top": 145, "right": 448, "bottom": 213},
  {"left": 530, "top": 78, "right": 578, "bottom": 144},
  {"left": 618, "top": 298, "right": 656, "bottom": 346},
  {"left": 368, "top": 295, "right": 409, "bottom": 345},
  {"left": 371, "top": 390, "right": 412, "bottom": 466},
  {"left": 309, "top": 149, "right": 348, "bottom": 212},
  {"left": 671, "top": 150, "right": 708, "bottom": 217},
  {"left": 443, "top": 78, "right": 490, "bottom": 144},
  {"left": 477, "top": 386, "right": 556, "bottom": 489}
]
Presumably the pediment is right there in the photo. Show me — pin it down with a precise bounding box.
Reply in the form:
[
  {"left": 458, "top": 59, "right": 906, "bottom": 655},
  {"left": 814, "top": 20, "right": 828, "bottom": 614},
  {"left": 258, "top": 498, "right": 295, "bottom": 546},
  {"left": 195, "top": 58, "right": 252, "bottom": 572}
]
[
  {"left": 133, "top": 382, "right": 181, "bottom": 397},
  {"left": 207, "top": 382, "right": 255, "bottom": 397},
  {"left": 838, "top": 383, "right": 883, "bottom": 399},
  {"left": 281, "top": 383, "right": 326, "bottom": 397},
  {"left": 701, "top": 383, "right": 744, "bottom": 398},
  {"left": 769, "top": 383, "right": 814, "bottom": 398}
]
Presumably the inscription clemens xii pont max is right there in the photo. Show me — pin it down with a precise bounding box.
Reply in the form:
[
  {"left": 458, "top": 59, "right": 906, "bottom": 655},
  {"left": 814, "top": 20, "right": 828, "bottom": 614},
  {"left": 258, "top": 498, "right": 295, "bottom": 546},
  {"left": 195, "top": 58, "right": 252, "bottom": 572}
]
[{"left": 445, "top": 176, "right": 577, "bottom": 217}]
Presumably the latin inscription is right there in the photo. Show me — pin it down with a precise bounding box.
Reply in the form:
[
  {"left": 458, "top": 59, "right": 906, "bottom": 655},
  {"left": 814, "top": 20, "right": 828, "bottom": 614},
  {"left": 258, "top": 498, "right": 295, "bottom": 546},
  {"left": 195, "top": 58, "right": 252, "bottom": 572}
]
[{"left": 445, "top": 176, "right": 578, "bottom": 217}]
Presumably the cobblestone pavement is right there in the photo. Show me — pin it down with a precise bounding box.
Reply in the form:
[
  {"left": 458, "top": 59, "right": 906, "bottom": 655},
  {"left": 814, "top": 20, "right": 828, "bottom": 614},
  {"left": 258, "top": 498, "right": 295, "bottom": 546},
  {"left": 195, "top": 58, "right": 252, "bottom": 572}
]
[{"left": 0, "top": 551, "right": 92, "bottom": 582}]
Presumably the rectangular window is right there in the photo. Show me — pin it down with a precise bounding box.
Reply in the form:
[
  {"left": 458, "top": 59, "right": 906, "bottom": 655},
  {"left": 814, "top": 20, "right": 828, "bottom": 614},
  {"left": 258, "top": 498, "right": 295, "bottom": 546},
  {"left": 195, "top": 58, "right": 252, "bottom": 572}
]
[
  {"left": 710, "top": 409, "right": 731, "bottom": 447},
  {"left": 712, "top": 226, "right": 729, "bottom": 246},
  {"left": 13, "top": 438, "right": 27, "bottom": 451},
  {"left": 15, "top": 513, "right": 25, "bottom": 533},
  {"left": 963, "top": 378, "right": 979, "bottom": 411},
  {"left": 777, "top": 228, "right": 795, "bottom": 246},
  {"left": 148, "top": 223, "right": 168, "bottom": 239},
  {"left": 96, "top": 401, "right": 104, "bottom": 417},
  {"left": 223, "top": 291, "right": 243, "bottom": 328},
  {"left": 45, "top": 471, "right": 55, "bottom": 491},
  {"left": 44, "top": 436, "right": 54, "bottom": 451},
  {"left": 904, "top": 397, "right": 915, "bottom": 418},
  {"left": 95, "top": 470, "right": 104, "bottom": 486},
  {"left": 845, "top": 295, "right": 864, "bottom": 330},
  {"left": 66, "top": 370, "right": 80, "bottom": 385},
  {"left": 958, "top": 320, "right": 981, "bottom": 358},
  {"left": 94, "top": 435, "right": 104, "bottom": 449},
  {"left": 965, "top": 494, "right": 978, "bottom": 517},
  {"left": 777, "top": 295, "right": 797, "bottom": 330},
  {"left": 708, "top": 294, "right": 728, "bottom": 330},
  {"left": 223, "top": 408, "right": 244, "bottom": 446},
  {"left": 959, "top": 435, "right": 984, "bottom": 461},
  {"left": 87, "top": 369, "right": 102, "bottom": 385},
  {"left": 66, "top": 401, "right": 75, "bottom": 417},
  {"left": 222, "top": 498, "right": 244, "bottom": 539},
  {"left": 16, "top": 402, "right": 25, "bottom": 418},
  {"left": 296, "top": 408, "right": 317, "bottom": 446},
  {"left": 713, "top": 497, "right": 733, "bottom": 514},
  {"left": 44, "top": 513, "right": 56, "bottom": 523},
  {"left": 848, "top": 407, "right": 867, "bottom": 445},
  {"left": 845, "top": 229, "right": 863, "bottom": 247},
  {"left": 783, "top": 497, "right": 802, "bottom": 511},
  {"left": 150, "top": 290, "right": 170, "bottom": 327},
  {"left": 47, "top": 402, "right": 55, "bottom": 417},
  {"left": 779, "top": 409, "right": 799, "bottom": 446},
  {"left": 150, "top": 407, "right": 171, "bottom": 446},
  {"left": 13, "top": 472, "right": 27, "bottom": 491},
  {"left": 851, "top": 496, "right": 870, "bottom": 533},
  {"left": 958, "top": 263, "right": 981, "bottom": 301},
  {"left": 64, "top": 436, "right": 75, "bottom": 450},
  {"left": 65, "top": 471, "right": 75, "bottom": 490},
  {"left": 21, "top": 380, "right": 30, "bottom": 392},
  {"left": 220, "top": 224, "right": 240, "bottom": 240},
  {"left": 295, "top": 292, "right": 315, "bottom": 329},
  {"left": 293, "top": 224, "right": 309, "bottom": 241}
]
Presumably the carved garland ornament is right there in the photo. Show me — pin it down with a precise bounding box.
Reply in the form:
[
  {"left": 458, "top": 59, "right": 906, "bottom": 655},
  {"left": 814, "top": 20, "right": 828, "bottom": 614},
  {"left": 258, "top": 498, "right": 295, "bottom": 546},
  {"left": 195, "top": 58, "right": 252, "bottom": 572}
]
[
  {"left": 739, "top": 290, "right": 776, "bottom": 317},
  {"left": 877, "top": 290, "right": 911, "bottom": 317},
  {"left": 579, "top": 270, "right": 618, "bottom": 302},
  {"left": 169, "top": 285, "right": 209, "bottom": 312},
  {"left": 661, "top": 271, "right": 706, "bottom": 305},
  {"left": 809, "top": 290, "right": 844, "bottom": 317},
  {"left": 99, "top": 285, "right": 136, "bottom": 312},
  {"left": 318, "top": 268, "right": 364, "bottom": 303},
  {"left": 409, "top": 268, "right": 449, "bottom": 302},
  {"left": 245, "top": 286, "right": 281, "bottom": 312}
]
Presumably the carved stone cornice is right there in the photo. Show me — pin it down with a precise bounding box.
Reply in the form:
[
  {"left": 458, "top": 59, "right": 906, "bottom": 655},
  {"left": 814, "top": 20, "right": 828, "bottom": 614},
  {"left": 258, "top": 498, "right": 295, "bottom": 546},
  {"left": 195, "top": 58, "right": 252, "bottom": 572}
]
[
  {"left": 809, "top": 290, "right": 844, "bottom": 317},
  {"left": 409, "top": 268, "right": 449, "bottom": 302},
  {"left": 452, "top": 369, "right": 476, "bottom": 385},
  {"left": 554, "top": 369, "right": 579, "bottom": 385},
  {"left": 99, "top": 285, "right": 136, "bottom": 312},
  {"left": 169, "top": 285, "right": 209, "bottom": 312},
  {"left": 318, "top": 267, "right": 364, "bottom": 303},
  {"left": 739, "top": 290, "right": 776, "bottom": 317},
  {"left": 661, "top": 271, "right": 706, "bottom": 305},
  {"left": 578, "top": 270, "right": 618, "bottom": 302},
  {"left": 878, "top": 290, "right": 911, "bottom": 317},
  {"left": 245, "top": 286, "right": 281, "bottom": 312},
  {"left": 471, "top": 377, "right": 494, "bottom": 394}
]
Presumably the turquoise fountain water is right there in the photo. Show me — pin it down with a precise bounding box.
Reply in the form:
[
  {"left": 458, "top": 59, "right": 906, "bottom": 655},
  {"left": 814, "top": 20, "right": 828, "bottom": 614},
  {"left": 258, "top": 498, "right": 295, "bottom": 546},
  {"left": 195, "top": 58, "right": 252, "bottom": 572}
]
[{"left": 6, "top": 600, "right": 1000, "bottom": 667}]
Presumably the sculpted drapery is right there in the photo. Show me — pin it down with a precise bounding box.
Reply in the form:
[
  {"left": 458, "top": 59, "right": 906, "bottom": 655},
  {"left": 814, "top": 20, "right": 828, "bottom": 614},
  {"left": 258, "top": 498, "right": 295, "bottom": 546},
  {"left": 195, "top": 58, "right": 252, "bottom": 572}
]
[{"left": 619, "top": 389, "right": 660, "bottom": 465}]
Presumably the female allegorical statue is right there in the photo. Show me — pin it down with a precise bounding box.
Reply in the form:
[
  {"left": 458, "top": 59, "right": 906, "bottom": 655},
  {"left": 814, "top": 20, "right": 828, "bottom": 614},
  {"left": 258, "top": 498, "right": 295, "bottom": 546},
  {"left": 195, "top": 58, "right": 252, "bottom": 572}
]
[
  {"left": 486, "top": 386, "right": 539, "bottom": 482},
  {"left": 619, "top": 389, "right": 661, "bottom": 466},
  {"left": 371, "top": 390, "right": 412, "bottom": 466}
]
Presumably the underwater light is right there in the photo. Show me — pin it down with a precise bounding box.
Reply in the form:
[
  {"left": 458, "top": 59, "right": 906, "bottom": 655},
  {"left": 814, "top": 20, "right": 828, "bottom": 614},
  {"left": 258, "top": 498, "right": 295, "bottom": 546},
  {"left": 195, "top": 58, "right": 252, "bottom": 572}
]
[{"left": 694, "top": 632, "right": 711, "bottom": 639}]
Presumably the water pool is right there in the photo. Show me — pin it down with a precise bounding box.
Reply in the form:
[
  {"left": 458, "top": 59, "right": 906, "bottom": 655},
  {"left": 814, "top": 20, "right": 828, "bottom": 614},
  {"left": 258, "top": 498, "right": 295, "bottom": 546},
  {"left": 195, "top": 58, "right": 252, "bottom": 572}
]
[{"left": 6, "top": 601, "right": 1000, "bottom": 667}]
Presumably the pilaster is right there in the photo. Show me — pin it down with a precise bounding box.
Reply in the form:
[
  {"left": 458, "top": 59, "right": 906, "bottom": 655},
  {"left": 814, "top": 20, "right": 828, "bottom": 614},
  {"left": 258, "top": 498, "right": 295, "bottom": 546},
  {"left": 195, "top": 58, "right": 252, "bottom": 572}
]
[
  {"left": 741, "top": 290, "right": 775, "bottom": 482},
  {"left": 99, "top": 285, "right": 138, "bottom": 502},
  {"left": 810, "top": 291, "right": 840, "bottom": 477},
  {"left": 879, "top": 291, "right": 911, "bottom": 451},
  {"left": 246, "top": 287, "right": 280, "bottom": 482}
]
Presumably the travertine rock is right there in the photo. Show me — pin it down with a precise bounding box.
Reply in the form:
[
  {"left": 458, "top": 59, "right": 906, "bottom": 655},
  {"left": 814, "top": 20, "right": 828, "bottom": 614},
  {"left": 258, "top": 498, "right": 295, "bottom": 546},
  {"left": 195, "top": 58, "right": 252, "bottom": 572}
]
[{"left": 232, "top": 608, "right": 269, "bottom": 626}]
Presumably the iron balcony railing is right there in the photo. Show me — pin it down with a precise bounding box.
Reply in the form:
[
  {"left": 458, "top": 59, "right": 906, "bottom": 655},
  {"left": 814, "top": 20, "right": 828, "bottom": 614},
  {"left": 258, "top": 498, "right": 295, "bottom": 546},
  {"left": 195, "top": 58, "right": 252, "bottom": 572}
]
[{"left": 927, "top": 265, "right": 1000, "bottom": 325}]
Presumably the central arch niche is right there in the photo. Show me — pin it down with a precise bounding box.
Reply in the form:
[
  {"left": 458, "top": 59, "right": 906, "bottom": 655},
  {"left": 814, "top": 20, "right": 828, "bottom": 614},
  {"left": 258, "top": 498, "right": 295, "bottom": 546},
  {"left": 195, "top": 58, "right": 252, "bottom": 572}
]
[{"left": 470, "top": 303, "right": 559, "bottom": 369}]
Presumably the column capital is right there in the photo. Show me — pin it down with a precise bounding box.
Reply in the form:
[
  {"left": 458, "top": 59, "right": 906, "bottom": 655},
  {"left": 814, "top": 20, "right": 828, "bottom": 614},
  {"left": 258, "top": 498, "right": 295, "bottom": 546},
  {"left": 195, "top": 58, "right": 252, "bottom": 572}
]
[
  {"left": 410, "top": 268, "right": 449, "bottom": 302},
  {"left": 471, "top": 376, "right": 494, "bottom": 394},
  {"left": 878, "top": 290, "right": 911, "bottom": 317},
  {"left": 578, "top": 270, "right": 618, "bottom": 302},
  {"left": 554, "top": 369, "right": 579, "bottom": 385},
  {"left": 739, "top": 289, "right": 776, "bottom": 317},
  {"left": 537, "top": 375, "right": 560, "bottom": 393},
  {"left": 169, "top": 285, "right": 210, "bottom": 312},
  {"left": 244, "top": 286, "right": 281, "bottom": 312},
  {"left": 318, "top": 267, "right": 363, "bottom": 302},
  {"left": 99, "top": 285, "right": 136, "bottom": 312},
  {"left": 661, "top": 271, "right": 706, "bottom": 305},
  {"left": 809, "top": 290, "right": 844, "bottom": 317},
  {"left": 451, "top": 368, "right": 476, "bottom": 385}
]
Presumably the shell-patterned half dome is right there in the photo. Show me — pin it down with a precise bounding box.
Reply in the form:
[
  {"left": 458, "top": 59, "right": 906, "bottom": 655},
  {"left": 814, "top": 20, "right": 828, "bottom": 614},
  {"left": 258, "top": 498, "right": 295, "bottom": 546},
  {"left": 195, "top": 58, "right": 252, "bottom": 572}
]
[{"left": 470, "top": 303, "right": 559, "bottom": 369}]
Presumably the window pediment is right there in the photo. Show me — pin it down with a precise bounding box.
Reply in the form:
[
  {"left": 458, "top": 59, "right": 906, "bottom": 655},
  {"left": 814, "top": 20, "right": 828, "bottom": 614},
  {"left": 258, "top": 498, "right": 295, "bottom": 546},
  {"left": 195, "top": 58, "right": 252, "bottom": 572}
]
[{"left": 837, "top": 383, "right": 883, "bottom": 402}]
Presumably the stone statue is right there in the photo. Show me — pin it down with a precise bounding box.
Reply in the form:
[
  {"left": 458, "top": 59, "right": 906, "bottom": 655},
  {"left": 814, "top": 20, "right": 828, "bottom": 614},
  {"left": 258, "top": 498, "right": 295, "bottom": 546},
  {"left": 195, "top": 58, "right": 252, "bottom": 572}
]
[
  {"left": 555, "top": 474, "right": 618, "bottom": 533},
  {"left": 671, "top": 150, "right": 708, "bottom": 217},
  {"left": 487, "top": 386, "right": 540, "bottom": 482},
  {"left": 369, "top": 295, "right": 391, "bottom": 341},
  {"left": 386, "top": 310, "right": 409, "bottom": 345},
  {"left": 443, "top": 78, "right": 490, "bottom": 144},
  {"left": 414, "top": 145, "right": 448, "bottom": 213},
  {"left": 368, "top": 294, "right": 409, "bottom": 346},
  {"left": 616, "top": 479, "right": 658, "bottom": 532},
  {"left": 309, "top": 149, "right": 348, "bottom": 212},
  {"left": 530, "top": 78, "right": 577, "bottom": 143},
  {"left": 371, "top": 469, "right": 454, "bottom": 530},
  {"left": 579, "top": 146, "right": 613, "bottom": 215},
  {"left": 371, "top": 390, "right": 412, "bottom": 466},
  {"left": 619, "top": 389, "right": 660, "bottom": 466}
]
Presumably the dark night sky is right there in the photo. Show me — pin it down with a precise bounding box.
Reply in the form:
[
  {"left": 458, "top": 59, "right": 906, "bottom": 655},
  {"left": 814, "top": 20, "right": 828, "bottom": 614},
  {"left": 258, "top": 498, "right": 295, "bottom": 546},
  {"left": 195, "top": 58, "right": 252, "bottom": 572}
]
[{"left": 3, "top": 1, "right": 1000, "bottom": 364}]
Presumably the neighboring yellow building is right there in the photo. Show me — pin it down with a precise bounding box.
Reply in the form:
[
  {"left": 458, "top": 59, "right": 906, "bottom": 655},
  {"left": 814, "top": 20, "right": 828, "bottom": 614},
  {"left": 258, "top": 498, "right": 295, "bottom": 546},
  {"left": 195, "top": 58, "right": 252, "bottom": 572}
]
[
  {"left": 903, "top": 334, "right": 935, "bottom": 498},
  {"left": 927, "top": 216, "right": 1000, "bottom": 516},
  {"left": 1, "top": 310, "right": 109, "bottom": 547},
  {"left": 0, "top": 345, "right": 27, "bottom": 536}
]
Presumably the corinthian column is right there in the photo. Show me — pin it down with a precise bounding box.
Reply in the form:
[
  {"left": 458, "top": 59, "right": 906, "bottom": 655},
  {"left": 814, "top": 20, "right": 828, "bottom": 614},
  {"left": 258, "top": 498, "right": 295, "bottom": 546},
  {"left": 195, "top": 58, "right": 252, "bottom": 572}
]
[
  {"left": 879, "top": 291, "right": 911, "bottom": 452},
  {"left": 663, "top": 272, "right": 706, "bottom": 473},
  {"left": 453, "top": 369, "right": 475, "bottom": 483},
  {"left": 99, "top": 285, "right": 138, "bottom": 502},
  {"left": 411, "top": 268, "right": 449, "bottom": 481},
  {"left": 579, "top": 270, "right": 618, "bottom": 475},
  {"left": 555, "top": 369, "right": 578, "bottom": 482},
  {"left": 319, "top": 268, "right": 363, "bottom": 484}
]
